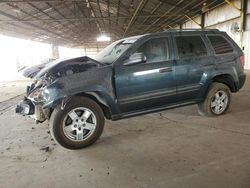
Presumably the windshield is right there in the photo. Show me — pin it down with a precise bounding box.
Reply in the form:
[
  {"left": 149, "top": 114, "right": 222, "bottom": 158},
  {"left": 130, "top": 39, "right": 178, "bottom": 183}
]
[
  {"left": 94, "top": 40, "right": 131, "bottom": 64},
  {"left": 94, "top": 35, "right": 145, "bottom": 64}
]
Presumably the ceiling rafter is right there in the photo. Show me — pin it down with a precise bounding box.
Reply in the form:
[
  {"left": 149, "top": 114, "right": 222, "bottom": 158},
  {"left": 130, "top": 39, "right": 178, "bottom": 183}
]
[
  {"left": 116, "top": 0, "right": 120, "bottom": 25},
  {"left": 0, "top": 0, "right": 86, "bottom": 3},
  {"left": 0, "top": 9, "right": 72, "bottom": 44},
  {"left": 86, "top": 0, "right": 102, "bottom": 33},
  {"left": 123, "top": 0, "right": 148, "bottom": 37},
  {"left": 153, "top": 0, "right": 206, "bottom": 32},
  {"left": 5, "top": 3, "right": 69, "bottom": 39},
  {"left": 96, "top": 0, "right": 106, "bottom": 29},
  {"left": 45, "top": 2, "right": 84, "bottom": 37},
  {"left": 140, "top": 1, "right": 162, "bottom": 25},
  {"left": 27, "top": 2, "right": 77, "bottom": 37},
  {"left": 142, "top": 0, "right": 186, "bottom": 33},
  {"left": 0, "top": 0, "right": 226, "bottom": 47},
  {"left": 87, "top": 0, "right": 120, "bottom": 39},
  {"left": 46, "top": 1, "right": 101, "bottom": 45},
  {"left": 0, "top": 14, "right": 188, "bottom": 22},
  {"left": 60, "top": 1, "right": 94, "bottom": 40},
  {"left": 75, "top": 1, "right": 91, "bottom": 26},
  {"left": 152, "top": 0, "right": 217, "bottom": 33},
  {"left": 107, "top": 0, "right": 110, "bottom": 26}
]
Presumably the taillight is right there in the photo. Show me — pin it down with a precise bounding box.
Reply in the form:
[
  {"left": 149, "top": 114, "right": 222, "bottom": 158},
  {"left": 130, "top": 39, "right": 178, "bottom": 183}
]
[{"left": 239, "top": 55, "right": 245, "bottom": 69}]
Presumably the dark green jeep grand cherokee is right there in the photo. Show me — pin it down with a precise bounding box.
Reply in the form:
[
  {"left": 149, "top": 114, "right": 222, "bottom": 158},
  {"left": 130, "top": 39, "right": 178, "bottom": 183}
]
[{"left": 16, "top": 29, "right": 246, "bottom": 149}]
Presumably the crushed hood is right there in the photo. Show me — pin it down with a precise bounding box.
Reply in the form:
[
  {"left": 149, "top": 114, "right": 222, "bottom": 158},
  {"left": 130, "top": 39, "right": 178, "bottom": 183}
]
[{"left": 34, "top": 56, "right": 103, "bottom": 80}]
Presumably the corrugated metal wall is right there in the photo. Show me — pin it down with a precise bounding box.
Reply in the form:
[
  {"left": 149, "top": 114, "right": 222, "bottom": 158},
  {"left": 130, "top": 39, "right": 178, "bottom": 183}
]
[{"left": 243, "top": 31, "right": 250, "bottom": 69}]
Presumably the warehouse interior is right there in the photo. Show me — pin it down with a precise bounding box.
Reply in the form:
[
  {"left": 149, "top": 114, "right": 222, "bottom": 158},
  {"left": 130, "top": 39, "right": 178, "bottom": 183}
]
[{"left": 0, "top": 0, "right": 250, "bottom": 187}]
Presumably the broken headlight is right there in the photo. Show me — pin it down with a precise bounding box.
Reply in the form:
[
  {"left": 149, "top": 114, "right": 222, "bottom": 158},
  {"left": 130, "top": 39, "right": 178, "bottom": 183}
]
[
  {"left": 28, "top": 87, "right": 47, "bottom": 103},
  {"left": 28, "top": 73, "right": 55, "bottom": 103}
]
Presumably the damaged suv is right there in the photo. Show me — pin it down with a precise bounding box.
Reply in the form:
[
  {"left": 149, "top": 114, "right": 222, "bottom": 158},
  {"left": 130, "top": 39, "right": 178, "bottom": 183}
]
[{"left": 16, "top": 29, "right": 246, "bottom": 149}]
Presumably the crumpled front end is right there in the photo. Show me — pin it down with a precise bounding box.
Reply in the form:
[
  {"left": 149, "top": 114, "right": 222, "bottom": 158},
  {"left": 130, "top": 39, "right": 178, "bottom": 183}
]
[
  {"left": 15, "top": 55, "right": 107, "bottom": 123},
  {"left": 16, "top": 98, "right": 50, "bottom": 123},
  {"left": 16, "top": 98, "right": 34, "bottom": 116},
  {"left": 15, "top": 80, "right": 58, "bottom": 123}
]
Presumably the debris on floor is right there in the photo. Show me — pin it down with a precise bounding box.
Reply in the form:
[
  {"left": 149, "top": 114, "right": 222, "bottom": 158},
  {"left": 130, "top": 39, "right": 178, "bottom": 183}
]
[{"left": 40, "top": 146, "right": 50, "bottom": 152}]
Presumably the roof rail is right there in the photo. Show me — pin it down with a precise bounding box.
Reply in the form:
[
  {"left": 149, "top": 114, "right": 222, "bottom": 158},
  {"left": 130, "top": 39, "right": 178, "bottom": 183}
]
[{"left": 164, "top": 28, "right": 220, "bottom": 32}]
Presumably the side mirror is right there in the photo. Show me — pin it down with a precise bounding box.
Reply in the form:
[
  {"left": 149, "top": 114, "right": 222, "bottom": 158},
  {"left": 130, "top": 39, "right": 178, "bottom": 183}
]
[{"left": 124, "top": 52, "right": 146, "bottom": 66}]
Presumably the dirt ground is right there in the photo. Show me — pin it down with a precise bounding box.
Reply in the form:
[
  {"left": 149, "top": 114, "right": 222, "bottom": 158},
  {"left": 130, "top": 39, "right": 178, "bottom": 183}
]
[{"left": 0, "top": 72, "right": 249, "bottom": 188}]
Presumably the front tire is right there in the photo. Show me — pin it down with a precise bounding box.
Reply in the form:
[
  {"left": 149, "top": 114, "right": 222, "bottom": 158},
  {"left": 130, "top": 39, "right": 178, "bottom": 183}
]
[
  {"left": 198, "top": 82, "right": 231, "bottom": 116},
  {"left": 49, "top": 97, "right": 105, "bottom": 149}
]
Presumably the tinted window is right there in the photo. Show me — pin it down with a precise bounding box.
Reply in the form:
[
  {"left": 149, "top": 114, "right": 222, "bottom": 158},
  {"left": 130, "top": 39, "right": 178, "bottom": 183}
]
[
  {"left": 208, "top": 36, "right": 234, "bottom": 54},
  {"left": 137, "top": 38, "right": 169, "bottom": 63},
  {"left": 175, "top": 36, "right": 207, "bottom": 58}
]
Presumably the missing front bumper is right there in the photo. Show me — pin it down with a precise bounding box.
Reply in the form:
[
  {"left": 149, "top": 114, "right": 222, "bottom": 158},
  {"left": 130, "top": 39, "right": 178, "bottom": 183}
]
[
  {"left": 16, "top": 99, "right": 34, "bottom": 115},
  {"left": 16, "top": 98, "right": 47, "bottom": 123}
]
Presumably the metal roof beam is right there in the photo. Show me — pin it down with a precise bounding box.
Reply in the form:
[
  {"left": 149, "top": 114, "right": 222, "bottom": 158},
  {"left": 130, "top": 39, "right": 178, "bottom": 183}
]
[
  {"left": 45, "top": 2, "right": 90, "bottom": 42},
  {"left": 141, "top": 1, "right": 162, "bottom": 25},
  {"left": 0, "top": 0, "right": 86, "bottom": 3},
  {"left": 151, "top": 0, "right": 213, "bottom": 33},
  {"left": 123, "top": 0, "right": 147, "bottom": 37},
  {"left": 97, "top": 0, "right": 106, "bottom": 29},
  {"left": 142, "top": 0, "right": 185, "bottom": 33},
  {"left": 107, "top": 0, "right": 110, "bottom": 26},
  {"left": 116, "top": 0, "right": 120, "bottom": 25},
  {"left": 0, "top": 14, "right": 186, "bottom": 22},
  {"left": 27, "top": 2, "right": 75, "bottom": 36},
  {"left": 160, "top": 0, "right": 216, "bottom": 32},
  {"left": 0, "top": 9, "right": 72, "bottom": 44},
  {"left": 86, "top": 0, "right": 102, "bottom": 32}
]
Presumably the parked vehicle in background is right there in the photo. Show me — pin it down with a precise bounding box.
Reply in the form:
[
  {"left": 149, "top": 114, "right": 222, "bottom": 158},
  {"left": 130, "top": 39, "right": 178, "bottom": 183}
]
[
  {"left": 16, "top": 29, "right": 246, "bottom": 149},
  {"left": 20, "top": 58, "right": 56, "bottom": 78}
]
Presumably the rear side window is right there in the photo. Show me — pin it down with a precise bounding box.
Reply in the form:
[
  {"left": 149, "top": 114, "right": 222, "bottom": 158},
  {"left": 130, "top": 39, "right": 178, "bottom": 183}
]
[
  {"left": 175, "top": 36, "right": 207, "bottom": 59},
  {"left": 208, "top": 36, "right": 234, "bottom": 54}
]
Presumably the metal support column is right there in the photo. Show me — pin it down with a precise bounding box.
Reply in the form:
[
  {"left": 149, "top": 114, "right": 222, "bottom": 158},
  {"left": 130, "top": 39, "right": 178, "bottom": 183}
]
[
  {"left": 201, "top": 13, "right": 205, "bottom": 29},
  {"left": 185, "top": 15, "right": 202, "bottom": 28},
  {"left": 180, "top": 23, "right": 183, "bottom": 30},
  {"left": 242, "top": 0, "right": 247, "bottom": 31},
  {"left": 51, "top": 44, "right": 59, "bottom": 59}
]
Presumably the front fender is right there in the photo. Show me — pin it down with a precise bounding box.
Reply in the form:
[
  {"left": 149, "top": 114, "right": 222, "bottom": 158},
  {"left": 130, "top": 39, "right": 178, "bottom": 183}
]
[
  {"left": 42, "top": 66, "right": 119, "bottom": 114},
  {"left": 43, "top": 89, "right": 119, "bottom": 115}
]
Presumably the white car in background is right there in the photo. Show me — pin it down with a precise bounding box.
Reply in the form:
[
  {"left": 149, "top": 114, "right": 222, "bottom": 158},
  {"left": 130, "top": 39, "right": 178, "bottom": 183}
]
[{"left": 20, "top": 58, "right": 56, "bottom": 78}]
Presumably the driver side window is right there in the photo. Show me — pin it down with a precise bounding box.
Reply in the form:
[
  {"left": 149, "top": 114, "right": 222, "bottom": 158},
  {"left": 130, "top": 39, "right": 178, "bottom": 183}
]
[{"left": 137, "top": 37, "right": 170, "bottom": 63}]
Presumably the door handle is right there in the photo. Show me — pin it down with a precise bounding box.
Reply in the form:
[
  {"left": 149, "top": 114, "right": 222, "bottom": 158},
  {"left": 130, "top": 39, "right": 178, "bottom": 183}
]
[
  {"left": 204, "top": 64, "right": 214, "bottom": 67},
  {"left": 159, "top": 67, "right": 172, "bottom": 73}
]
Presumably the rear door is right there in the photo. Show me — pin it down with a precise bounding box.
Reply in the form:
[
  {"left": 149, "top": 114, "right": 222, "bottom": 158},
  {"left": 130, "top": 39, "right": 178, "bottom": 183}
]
[
  {"left": 173, "top": 33, "right": 215, "bottom": 101},
  {"left": 114, "top": 36, "right": 177, "bottom": 113}
]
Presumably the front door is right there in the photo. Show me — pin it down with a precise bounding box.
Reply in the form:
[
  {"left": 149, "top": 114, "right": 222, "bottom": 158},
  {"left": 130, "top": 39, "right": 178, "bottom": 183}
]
[{"left": 115, "top": 37, "right": 177, "bottom": 113}]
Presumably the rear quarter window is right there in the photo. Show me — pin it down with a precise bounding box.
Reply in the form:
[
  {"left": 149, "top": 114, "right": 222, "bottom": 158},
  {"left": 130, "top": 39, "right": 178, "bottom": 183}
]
[{"left": 207, "top": 35, "right": 234, "bottom": 55}]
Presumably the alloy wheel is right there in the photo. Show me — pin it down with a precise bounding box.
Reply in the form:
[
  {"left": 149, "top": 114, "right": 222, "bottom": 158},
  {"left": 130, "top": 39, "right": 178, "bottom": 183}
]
[
  {"left": 210, "top": 90, "right": 228, "bottom": 114},
  {"left": 62, "top": 107, "right": 97, "bottom": 141}
]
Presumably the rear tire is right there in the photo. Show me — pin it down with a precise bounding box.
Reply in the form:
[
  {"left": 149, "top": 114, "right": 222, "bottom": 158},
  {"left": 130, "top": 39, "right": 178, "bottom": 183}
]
[
  {"left": 49, "top": 97, "right": 105, "bottom": 149},
  {"left": 198, "top": 82, "right": 231, "bottom": 117}
]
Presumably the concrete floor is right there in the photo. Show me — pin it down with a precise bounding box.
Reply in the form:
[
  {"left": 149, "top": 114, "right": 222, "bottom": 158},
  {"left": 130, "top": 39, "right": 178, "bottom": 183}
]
[{"left": 0, "top": 72, "right": 249, "bottom": 188}]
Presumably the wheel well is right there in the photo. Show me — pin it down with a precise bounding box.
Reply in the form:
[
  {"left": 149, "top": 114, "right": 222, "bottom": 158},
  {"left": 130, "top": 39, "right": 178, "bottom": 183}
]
[
  {"left": 74, "top": 92, "right": 112, "bottom": 119},
  {"left": 47, "top": 93, "right": 112, "bottom": 120},
  {"left": 212, "top": 74, "right": 236, "bottom": 92}
]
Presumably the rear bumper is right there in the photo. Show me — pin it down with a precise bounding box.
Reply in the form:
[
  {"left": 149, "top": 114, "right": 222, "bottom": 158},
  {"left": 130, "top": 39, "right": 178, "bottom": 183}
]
[{"left": 238, "top": 73, "right": 246, "bottom": 90}]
